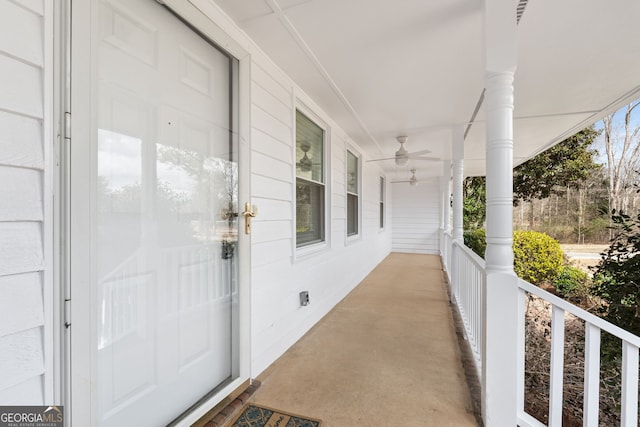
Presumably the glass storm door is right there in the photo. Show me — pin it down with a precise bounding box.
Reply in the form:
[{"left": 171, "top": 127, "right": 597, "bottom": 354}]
[{"left": 93, "top": 1, "right": 239, "bottom": 425}]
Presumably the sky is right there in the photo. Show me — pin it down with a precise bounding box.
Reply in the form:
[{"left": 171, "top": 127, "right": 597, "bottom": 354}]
[{"left": 591, "top": 100, "right": 640, "bottom": 165}]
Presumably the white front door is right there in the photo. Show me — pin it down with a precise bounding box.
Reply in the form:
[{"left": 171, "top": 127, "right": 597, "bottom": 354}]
[{"left": 70, "top": 0, "right": 245, "bottom": 425}]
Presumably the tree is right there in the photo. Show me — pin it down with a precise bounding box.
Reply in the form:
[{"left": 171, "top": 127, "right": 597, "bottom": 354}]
[
  {"left": 463, "top": 176, "right": 485, "bottom": 230},
  {"left": 592, "top": 210, "right": 640, "bottom": 335},
  {"left": 513, "top": 127, "right": 602, "bottom": 233},
  {"left": 592, "top": 180, "right": 640, "bottom": 336},
  {"left": 601, "top": 101, "right": 640, "bottom": 216},
  {"left": 513, "top": 126, "right": 601, "bottom": 203},
  {"left": 464, "top": 127, "right": 601, "bottom": 232}
]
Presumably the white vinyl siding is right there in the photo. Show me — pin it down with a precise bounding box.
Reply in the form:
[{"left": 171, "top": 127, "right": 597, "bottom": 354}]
[
  {"left": 391, "top": 178, "right": 440, "bottom": 254},
  {"left": 0, "top": 0, "right": 55, "bottom": 405},
  {"left": 249, "top": 58, "right": 391, "bottom": 375}
]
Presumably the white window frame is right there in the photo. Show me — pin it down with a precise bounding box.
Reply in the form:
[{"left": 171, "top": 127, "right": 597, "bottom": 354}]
[
  {"left": 346, "top": 148, "right": 361, "bottom": 240},
  {"left": 294, "top": 105, "right": 330, "bottom": 257}
]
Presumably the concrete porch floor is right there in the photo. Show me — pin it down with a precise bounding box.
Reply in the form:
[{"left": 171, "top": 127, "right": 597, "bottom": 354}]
[{"left": 243, "top": 253, "right": 480, "bottom": 426}]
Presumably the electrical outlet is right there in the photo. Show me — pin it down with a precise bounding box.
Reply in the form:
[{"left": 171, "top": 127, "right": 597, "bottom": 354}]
[{"left": 299, "top": 291, "right": 310, "bottom": 306}]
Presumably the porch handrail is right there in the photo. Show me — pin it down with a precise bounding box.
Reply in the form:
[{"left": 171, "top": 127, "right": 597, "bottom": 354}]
[
  {"left": 518, "top": 279, "right": 640, "bottom": 347},
  {"left": 517, "top": 278, "right": 640, "bottom": 427}
]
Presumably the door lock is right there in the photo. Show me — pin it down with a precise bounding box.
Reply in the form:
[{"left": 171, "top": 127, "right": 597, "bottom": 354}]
[{"left": 242, "top": 202, "right": 258, "bottom": 234}]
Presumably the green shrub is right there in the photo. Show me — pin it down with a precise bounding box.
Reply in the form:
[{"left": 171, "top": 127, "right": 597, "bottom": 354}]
[
  {"left": 592, "top": 209, "right": 640, "bottom": 337},
  {"left": 463, "top": 228, "right": 486, "bottom": 258},
  {"left": 462, "top": 229, "right": 565, "bottom": 286},
  {"left": 513, "top": 230, "right": 564, "bottom": 285},
  {"left": 554, "top": 265, "right": 589, "bottom": 297}
]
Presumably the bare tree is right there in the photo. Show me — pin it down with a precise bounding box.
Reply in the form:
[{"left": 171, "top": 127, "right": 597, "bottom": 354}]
[{"left": 602, "top": 101, "right": 640, "bottom": 215}]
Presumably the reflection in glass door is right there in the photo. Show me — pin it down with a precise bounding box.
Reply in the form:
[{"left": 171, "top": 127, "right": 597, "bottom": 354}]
[{"left": 94, "top": 0, "right": 239, "bottom": 425}]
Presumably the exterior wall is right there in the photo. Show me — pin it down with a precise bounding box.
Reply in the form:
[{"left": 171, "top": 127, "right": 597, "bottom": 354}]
[
  {"left": 391, "top": 177, "right": 440, "bottom": 254},
  {"left": 0, "top": 0, "right": 56, "bottom": 404},
  {"left": 0, "top": 0, "right": 394, "bottom": 414},
  {"left": 249, "top": 57, "right": 392, "bottom": 375}
]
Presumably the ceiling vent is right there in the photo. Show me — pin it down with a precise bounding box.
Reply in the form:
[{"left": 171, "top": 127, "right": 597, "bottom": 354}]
[{"left": 516, "top": 0, "right": 529, "bottom": 24}]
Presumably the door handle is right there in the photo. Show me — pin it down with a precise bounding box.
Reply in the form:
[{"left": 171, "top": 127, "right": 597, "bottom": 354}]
[{"left": 242, "top": 202, "right": 257, "bottom": 234}]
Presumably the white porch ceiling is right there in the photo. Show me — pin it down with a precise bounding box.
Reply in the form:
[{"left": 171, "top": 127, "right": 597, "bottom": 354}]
[{"left": 211, "top": 0, "right": 640, "bottom": 177}]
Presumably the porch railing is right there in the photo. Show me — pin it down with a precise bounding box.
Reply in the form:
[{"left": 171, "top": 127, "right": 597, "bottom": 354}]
[
  {"left": 442, "top": 236, "right": 640, "bottom": 426},
  {"left": 517, "top": 279, "right": 640, "bottom": 427},
  {"left": 449, "top": 237, "right": 484, "bottom": 379}
]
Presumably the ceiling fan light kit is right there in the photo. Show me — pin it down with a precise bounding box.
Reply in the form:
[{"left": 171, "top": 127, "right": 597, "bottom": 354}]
[
  {"left": 391, "top": 168, "right": 418, "bottom": 186},
  {"left": 394, "top": 136, "right": 409, "bottom": 166},
  {"left": 367, "top": 135, "right": 439, "bottom": 166}
]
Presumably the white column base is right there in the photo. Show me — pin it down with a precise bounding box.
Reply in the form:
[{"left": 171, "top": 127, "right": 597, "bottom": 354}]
[{"left": 482, "top": 271, "right": 519, "bottom": 426}]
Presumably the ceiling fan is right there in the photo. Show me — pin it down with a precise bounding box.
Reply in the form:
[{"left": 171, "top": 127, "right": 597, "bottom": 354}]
[
  {"left": 391, "top": 168, "right": 419, "bottom": 186},
  {"left": 367, "top": 136, "right": 439, "bottom": 166}
]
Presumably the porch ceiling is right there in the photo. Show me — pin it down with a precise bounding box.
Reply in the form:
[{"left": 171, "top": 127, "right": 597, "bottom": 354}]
[{"left": 210, "top": 0, "right": 640, "bottom": 177}]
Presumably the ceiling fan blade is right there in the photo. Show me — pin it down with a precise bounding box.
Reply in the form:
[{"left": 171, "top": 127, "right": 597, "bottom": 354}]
[
  {"left": 408, "top": 149, "right": 432, "bottom": 156},
  {"left": 366, "top": 157, "right": 396, "bottom": 162},
  {"left": 409, "top": 156, "right": 440, "bottom": 161}
]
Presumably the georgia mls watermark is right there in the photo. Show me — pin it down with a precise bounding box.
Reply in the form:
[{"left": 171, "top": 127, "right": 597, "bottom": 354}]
[{"left": 0, "top": 406, "right": 63, "bottom": 427}]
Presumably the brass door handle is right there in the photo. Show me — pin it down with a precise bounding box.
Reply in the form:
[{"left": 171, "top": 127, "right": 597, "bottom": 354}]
[{"left": 242, "top": 202, "right": 257, "bottom": 234}]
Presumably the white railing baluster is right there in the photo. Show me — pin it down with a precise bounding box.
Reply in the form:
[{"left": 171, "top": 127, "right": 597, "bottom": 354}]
[
  {"left": 549, "top": 305, "right": 565, "bottom": 426},
  {"left": 471, "top": 266, "right": 476, "bottom": 350},
  {"left": 476, "top": 268, "right": 487, "bottom": 372},
  {"left": 621, "top": 341, "right": 639, "bottom": 427},
  {"left": 453, "top": 244, "right": 459, "bottom": 301},
  {"left": 445, "top": 232, "right": 452, "bottom": 276},
  {"left": 583, "top": 322, "right": 600, "bottom": 427}
]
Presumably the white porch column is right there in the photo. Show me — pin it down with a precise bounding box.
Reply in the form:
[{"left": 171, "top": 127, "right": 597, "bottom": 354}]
[
  {"left": 482, "top": 0, "right": 518, "bottom": 426},
  {"left": 441, "top": 161, "right": 451, "bottom": 232},
  {"left": 451, "top": 127, "right": 464, "bottom": 241},
  {"left": 441, "top": 161, "right": 452, "bottom": 286}
]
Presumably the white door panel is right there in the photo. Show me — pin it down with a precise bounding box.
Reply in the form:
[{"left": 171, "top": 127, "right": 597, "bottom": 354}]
[{"left": 74, "top": 0, "right": 241, "bottom": 425}]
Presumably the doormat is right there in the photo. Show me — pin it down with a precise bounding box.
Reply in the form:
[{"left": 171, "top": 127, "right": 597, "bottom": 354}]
[{"left": 229, "top": 403, "right": 322, "bottom": 427}]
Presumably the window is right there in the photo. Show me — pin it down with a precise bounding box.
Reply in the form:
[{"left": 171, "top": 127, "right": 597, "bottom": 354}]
[
  {"left": 346, "top": 150, "right": 359, "bottom": 236},
  {"left": 379, "top": 176, "right": 385, "bottom": 229},
  {"left": 296, "top": 110, "right": 325, "bottom": 247}
]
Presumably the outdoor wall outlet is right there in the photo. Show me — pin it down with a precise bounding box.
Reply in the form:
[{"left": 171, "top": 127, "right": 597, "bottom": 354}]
[{"left": 299, "top": 291, "right": 310, "bottom": 306}]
